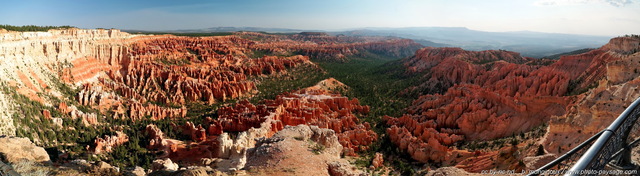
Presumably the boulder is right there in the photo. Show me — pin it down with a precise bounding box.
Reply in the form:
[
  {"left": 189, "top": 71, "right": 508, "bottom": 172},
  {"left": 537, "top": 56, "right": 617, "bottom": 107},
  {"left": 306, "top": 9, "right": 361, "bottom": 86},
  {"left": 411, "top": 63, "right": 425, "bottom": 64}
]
[
  {"left": 327, "top": 161, "right": 366, "bottom": 176},
  {"left": 0, "top": 136, "right": 50, "bottom": 163},
  {"left": 91, "top": 161, "right": 118, "bottom": 173},
  {"left": 424, "top": 167, "right": 482, "bottom": 176},
  {"left": 148, "top": 167, "right": 225, "bottom": 176},
  {"left": 152, "top": 158, "right": 179, "bottom": 171},
  {"left": 523, "top": 154, "right": 557, "bottom": 171},
  {"left": 124, "top": 166, "right": 146, "bottom": 176}
]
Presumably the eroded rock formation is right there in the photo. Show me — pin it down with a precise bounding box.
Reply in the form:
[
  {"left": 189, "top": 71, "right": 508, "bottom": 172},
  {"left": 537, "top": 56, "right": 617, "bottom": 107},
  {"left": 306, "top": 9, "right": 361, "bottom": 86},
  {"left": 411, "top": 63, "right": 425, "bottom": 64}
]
[
  {"left": 0, "top": 28, "right": 414, "bottom": 138},
  {"left": 144, "top": 79, "right": 376, "bottom": 171},
  {"left": 83, "top": 36, "right": 314, "bottom": 121},
  {"left": 386, "top": 37, "right": 640, "bottom": 171},
  {"left": 211, "top": 87, "right": 375, "bottom": 156},
  {"left": 372, "top": 152, "right": 384, "bottom": 168},
  {"left": 87, "top": 131, "right": 130, "bottom": 154},
  {"left": 242, "top": 31, "right": 422, "bottom": 60}
]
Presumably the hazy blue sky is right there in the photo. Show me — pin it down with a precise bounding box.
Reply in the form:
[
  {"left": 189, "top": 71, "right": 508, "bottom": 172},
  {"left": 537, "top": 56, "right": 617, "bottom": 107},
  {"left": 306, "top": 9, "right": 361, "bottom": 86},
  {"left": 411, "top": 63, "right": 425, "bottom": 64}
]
[{"left": 1, "top": 0, "right": 638, "bottom": 36}]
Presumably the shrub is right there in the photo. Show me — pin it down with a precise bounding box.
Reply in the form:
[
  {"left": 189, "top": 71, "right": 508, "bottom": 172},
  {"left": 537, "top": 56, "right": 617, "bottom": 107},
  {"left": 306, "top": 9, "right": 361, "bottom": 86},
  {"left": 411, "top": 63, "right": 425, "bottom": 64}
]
[
  {"left": 0, "top": 24, "right": 75, "bottom": 32},
  {"left": 536, "top": 144, "right": 545, "bottom": 156}
]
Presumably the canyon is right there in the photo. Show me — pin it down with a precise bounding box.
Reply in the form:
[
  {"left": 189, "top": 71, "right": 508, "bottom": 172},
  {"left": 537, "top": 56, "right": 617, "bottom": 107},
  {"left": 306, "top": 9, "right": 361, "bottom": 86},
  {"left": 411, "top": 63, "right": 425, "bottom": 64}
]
[
  {"left": 0, "top": 28, "right": 412, "bottom": 175},
  {"left": 1, "top": 27, "right": 639, "bottom": 175},
  {"left": 384, "top": 36, "right": 640, "bottom": 172}
]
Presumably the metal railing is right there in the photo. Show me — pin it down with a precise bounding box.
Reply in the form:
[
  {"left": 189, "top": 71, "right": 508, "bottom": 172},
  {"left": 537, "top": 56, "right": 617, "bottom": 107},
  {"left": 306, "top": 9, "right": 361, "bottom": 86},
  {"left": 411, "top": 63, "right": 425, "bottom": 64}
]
[
  {"left": 0, "top": 160, "right": 19, "bottom": 176},
  {"left": 528, "top": 97, "right": 640, "bottom": 176}
]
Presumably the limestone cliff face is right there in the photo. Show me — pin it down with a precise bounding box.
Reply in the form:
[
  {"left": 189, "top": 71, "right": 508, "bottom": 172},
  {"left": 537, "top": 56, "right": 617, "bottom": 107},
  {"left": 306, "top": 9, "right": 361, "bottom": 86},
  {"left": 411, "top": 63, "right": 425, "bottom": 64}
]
[
  {"left": 0, "top": 28, "right": 136, "bottom": 136},
  {"left": 0, "top": 92, "right": 13, "bottom": 135},
  {"left": 602, "top": 36, "right": 640, "bottom": 55}
]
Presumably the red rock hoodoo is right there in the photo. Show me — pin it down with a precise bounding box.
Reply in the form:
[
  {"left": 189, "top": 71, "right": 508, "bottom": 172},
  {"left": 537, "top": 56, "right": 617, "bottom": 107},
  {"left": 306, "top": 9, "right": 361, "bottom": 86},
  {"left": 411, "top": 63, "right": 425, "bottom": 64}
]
[
  {"left": 144, "top": 79, "right": 377, "bottom": 166},
  {"left": 88, "top": 131, "right": 130, "bottom": 154}
]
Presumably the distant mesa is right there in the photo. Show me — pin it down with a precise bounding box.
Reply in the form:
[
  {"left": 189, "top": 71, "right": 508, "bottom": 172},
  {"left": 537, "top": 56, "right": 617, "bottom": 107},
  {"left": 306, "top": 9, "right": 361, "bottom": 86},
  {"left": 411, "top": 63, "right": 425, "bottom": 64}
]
[{"left": 541, "top": 48, "right": 595, "bottom": 60}]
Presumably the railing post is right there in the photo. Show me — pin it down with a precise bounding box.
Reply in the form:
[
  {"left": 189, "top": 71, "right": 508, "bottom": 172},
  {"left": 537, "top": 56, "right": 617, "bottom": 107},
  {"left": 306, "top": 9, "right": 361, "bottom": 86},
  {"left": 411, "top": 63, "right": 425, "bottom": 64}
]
[
  {"left": 609, "top": 144, "right": 637, "bottom": 170},
  {"left": 566, "top": 97, "right": 640, "bottom": 175},
  {"left": 526, "top": 131, "right": 603, "bottom": 176},
  {"left": 530, "top": 97, "right": 640, "bottom": 175},
  {"left": 0, "top": 160, "right": 20, "bottom": 176},
  {"left": 566, "top": 131, "right": 613, "bottom": 176}
]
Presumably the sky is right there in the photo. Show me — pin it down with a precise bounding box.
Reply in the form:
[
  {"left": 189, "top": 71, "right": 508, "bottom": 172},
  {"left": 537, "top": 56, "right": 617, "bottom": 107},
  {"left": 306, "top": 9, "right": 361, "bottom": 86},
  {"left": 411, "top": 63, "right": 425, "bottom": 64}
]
[{"left": 0, "top": 0, "right": 638, "bottom": 36}]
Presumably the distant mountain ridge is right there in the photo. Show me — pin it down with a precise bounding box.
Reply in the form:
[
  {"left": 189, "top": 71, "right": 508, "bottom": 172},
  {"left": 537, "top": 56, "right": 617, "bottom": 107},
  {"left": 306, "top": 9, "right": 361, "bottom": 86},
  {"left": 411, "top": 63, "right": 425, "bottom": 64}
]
[
  {"left": 337, "top": 27, "right": 611, "bottom": 58},
  {"left": 125, "top": 26, "right": 612, "bottom": 58},
  {"left": 124, "top": 26, "right": 309, "bottom": 33}
]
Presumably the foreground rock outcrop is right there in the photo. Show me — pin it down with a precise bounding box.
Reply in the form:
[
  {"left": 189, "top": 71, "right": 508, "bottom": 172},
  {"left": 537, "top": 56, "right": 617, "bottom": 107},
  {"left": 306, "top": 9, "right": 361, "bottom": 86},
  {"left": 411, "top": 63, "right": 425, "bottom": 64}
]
[
  {"left": 424, "top": 167, "right": 482, "bottom": 176},
  {"left": 0, "top": 136, "right": 50, "bottom": 163},
  {"left": 245, "top": 125, "right": 366, "bottom": 176}
]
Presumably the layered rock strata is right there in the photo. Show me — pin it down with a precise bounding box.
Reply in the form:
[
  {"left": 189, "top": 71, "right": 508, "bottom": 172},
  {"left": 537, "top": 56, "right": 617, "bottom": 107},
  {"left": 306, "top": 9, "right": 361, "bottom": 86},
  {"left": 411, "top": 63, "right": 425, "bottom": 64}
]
[
  {"left": 0, "top": 28, "right": 136, "bottom": 136},
  {"left": 544, "top": 36, "right": 640, "bottom": 153}
]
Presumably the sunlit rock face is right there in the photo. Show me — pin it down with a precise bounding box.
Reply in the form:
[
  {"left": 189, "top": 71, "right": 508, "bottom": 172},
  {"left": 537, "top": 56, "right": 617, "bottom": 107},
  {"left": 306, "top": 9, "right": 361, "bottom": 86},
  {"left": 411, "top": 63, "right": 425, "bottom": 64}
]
[
  {"left": 0, "top": 28, "right": 135, "bottom": 136},
  {"left": 0, "top": 136, "right": 51, "bottom": 163},
  {"left": 544, "top": 36, "right": 640, "bottom": 154}
]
